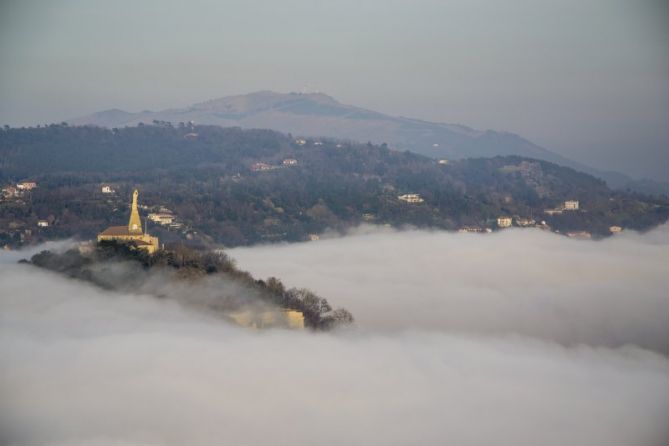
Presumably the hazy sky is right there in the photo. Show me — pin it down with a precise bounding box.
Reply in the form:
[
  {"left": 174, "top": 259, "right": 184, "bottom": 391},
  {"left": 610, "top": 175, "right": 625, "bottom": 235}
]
[{"left": 1, "top": 0, "right": 667, "bottom": 180}]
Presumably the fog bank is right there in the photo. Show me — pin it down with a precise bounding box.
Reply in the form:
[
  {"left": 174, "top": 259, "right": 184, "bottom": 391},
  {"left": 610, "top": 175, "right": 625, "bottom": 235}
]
[
  {"left": 2, "top": 228, "right": 669, "bottom": 445},
  {"left": 231, "top": 225, "right": 669, "bottom": 353}
]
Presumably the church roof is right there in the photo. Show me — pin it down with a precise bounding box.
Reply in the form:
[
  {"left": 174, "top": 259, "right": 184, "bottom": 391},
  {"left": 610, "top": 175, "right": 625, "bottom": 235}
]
[{"left": 99, "top": 225, "right": 132, "bottom": 236}]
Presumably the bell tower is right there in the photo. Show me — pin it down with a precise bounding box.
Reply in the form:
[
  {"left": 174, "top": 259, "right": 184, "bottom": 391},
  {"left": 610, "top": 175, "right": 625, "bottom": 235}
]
[{"left": 128, "top": 189, "right": 143, "bottom": 234}]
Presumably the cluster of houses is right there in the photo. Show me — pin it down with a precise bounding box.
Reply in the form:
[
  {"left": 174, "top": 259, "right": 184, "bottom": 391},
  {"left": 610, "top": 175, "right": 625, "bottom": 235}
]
[
  {"left": 147, "top": 207, "right": 183, "bottom": 230},
  {"left": 295, "top": 138, "right": 325, "bottom": 146},
  {"left": 544, "top": 200, "right": 579, "bottom": 215},
  {"left": 250, "top": 158, "right": 299, "bottom": 172},
  {"left": 2, "top": 181, "right": 38, "bottom": 199},
  {"left": 100, "top": 185, "right": 184, "bottom": 231}
]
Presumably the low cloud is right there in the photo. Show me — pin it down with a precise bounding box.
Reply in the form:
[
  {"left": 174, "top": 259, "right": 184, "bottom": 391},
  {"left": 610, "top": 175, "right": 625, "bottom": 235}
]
[
  {"left": 1, "top": 227, "right": 669, "bottom": 445},
  {"left": 232, "top": 225, "right": 669, "bottom": 353}
]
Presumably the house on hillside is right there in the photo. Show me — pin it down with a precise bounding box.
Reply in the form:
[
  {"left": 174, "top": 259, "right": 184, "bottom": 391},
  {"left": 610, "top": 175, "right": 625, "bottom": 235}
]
[
  {"left": 251, "top": 162, "right": 273, "bottom": 172},
  {"left": 17, "top": 181, "right": 37, "bottom": 190},
  {"left": 148, "top": 212, "right": 175, "bottom": 226},
  {"left": 515, "top": 217, "right": 535, "bottom": 227},
  {"left": 564, "top": 200, "right": 579, "bottom": 210},
  {"left": 496, "top": 216, "right": 513, "bottom": 228},
  {"left": 398, "top": 194, "right": 424, "bottom": 204},
  {"left": 2, "top": 186, "right": 18, "bottom": 198}
]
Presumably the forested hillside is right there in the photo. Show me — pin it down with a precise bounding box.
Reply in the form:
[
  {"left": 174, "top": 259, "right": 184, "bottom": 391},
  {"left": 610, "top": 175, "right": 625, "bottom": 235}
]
[{"left": 1, "top": 123, "right": 667, "bottom": 248}]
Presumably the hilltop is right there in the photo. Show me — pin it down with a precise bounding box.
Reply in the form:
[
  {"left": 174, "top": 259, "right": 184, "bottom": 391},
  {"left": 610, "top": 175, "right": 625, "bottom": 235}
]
[
  {"left": 1, "top": 123, "right": 667, "bottom": 248},
  {"left": 26, "top": 241, "right": 353, "bottom": 330},
  {"left": 69, "top": 91, "right": 669, "bottom": 195}
]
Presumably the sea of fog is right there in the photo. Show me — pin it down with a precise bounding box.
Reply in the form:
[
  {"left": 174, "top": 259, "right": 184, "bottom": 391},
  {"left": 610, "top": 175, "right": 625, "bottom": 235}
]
[{"left": 2, "top": 226, "right": 669, "bottom": 446}]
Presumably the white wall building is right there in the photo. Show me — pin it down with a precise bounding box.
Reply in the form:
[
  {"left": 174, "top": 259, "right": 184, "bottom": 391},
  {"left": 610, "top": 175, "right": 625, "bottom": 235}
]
[
  {"left": 17, "top": 181, "right": 37, "bottom": 190},
  {"left": 564, "top": 200, "right": 579, "bottom": 210},
  {"left": 148, "top": 213, "right": 175, "bottom": 226},
  {"left": 398, "top": 194, "right": 424, "bottom": 204},
  {"left": 497, "top": 216, "right": 513, "bottom": 228}
]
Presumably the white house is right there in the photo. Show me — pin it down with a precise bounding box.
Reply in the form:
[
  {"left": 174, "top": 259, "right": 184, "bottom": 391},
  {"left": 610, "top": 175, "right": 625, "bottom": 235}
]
[
  {"left": 148, "top": 213, "right": 175, "bottom": 226},
  {"left": 251, "top": 162, "right": 273, "bottom": 172},
  {"left": 497, "top": 216, "right": 513, "bottom": 228},
  {"left": 17, "top": 181, "right": 37, "bottom": 190},
  {"left": 101, "top": 185, "right": 115, "bottom": 194},
  {"left": 515, "top": 217, "right": 535, "bottom": 227},
  {"left": 398, "top": 194, "right": 424, "bottom": 204},
  {"left": 37, "top": 220, "right": 49, "bottom": 227},
  {"left": 564, "top": 200, "right": 579, "bottom": 210},
  {"left": 282, "top": 158, "right": 298, "bottom": 166}
]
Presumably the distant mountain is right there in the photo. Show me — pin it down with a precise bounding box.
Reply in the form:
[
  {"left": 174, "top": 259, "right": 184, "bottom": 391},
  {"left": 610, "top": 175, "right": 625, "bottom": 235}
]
[{"left": 70, "top": 91, "right": 669, "bottom": 195}]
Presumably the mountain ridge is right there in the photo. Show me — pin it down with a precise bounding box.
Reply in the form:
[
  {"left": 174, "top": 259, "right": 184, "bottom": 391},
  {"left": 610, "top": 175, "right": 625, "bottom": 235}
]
[{"left": 69, "top": 91, "right": 669, "bottom": 195}]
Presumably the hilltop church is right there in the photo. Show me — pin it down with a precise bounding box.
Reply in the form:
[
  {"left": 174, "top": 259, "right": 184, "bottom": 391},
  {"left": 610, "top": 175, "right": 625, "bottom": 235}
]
[{"left": 97, "top": 189, "right": 159, "bottom": 254}]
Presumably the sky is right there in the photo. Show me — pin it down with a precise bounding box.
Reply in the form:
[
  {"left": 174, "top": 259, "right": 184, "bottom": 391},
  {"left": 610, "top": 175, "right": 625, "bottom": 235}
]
[
  {"left": 0, "top": 0, "right": 667, "bottom": 180},
  {"left": 2, "top": 226, "right": 669, "bottom": 445}
]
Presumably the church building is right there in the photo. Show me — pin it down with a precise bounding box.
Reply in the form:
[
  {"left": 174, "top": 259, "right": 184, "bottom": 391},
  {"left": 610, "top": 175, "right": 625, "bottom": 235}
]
[{"left": 97, "top": 189, "right": 160, "bottom": 254}]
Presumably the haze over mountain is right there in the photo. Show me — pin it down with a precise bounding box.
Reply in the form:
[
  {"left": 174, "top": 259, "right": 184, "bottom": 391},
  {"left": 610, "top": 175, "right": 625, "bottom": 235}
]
[{"left": 70, "top": 91, "right": 669, "bottom": 195}]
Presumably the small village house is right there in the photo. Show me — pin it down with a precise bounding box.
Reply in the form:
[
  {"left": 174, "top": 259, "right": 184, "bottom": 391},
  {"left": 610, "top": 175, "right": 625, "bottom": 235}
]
[
  {"left": 398, "top": 193, "right": 424, "bottom": 204},
  {"left": 564, "top": 200, "right": 579, "bottom": 210},
  {"left": 497, "top": 216, "right": 513, "bottom": 228},
  {"left": 16, "top": 181, "right": 37, "bottom": 190}
]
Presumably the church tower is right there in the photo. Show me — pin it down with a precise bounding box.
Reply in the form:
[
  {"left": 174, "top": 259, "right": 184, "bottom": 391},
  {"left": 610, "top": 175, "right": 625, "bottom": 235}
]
[
  {"left": 128, "top": 189, "right": 143, "bottom": 234},
  {"left": 97, "top": 188, "right": 159, "bottom": 254}
]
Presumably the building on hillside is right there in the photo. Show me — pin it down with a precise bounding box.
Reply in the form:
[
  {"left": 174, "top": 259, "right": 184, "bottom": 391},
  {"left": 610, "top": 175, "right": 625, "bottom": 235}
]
[
  {"left": 17, "top": 181, "right": 37, "bottom": 190},
  {"left": 101, "top": 184, "right": 115, "bottom": 194},
  {"left": 515, "top": 217, "right": 536, "bottom": 227},
  {"left": 251, "top": 162, "right": 273, "bottom": 172},
  {"left": 609, "top": 225, "right": 623, "bottom": 233},
  {"left": 308, "top": 234, "right": 320, "bottom": 241},
  {"left": 295, "top": 138, "right": 307, "bottom": 145},
  {"left": 37, "top": 220, "right": 49, "bottom": 227},
  {"left": 283, "top": 158, "right": 298, "bottom": 166},
  {"left": 438, "top": 159, "right": 449, "bottom": 165},
  {"left": 148, "top": 212, "right": 175, "bottom": 226},
  {"left": 398, "top": 193, "right": 424, "bottom": 204},
  {"left": 564, "top": 200, "right": 579, "bottom": 210},
  {"left": 2, "top": 186, "right": 18, "bottom": 198},
  {"left": 497, "top": 216, "right": 513, "bottom": 228},
  {"left": 97, "top": 189, "right": 159, "bottom": 254}
]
